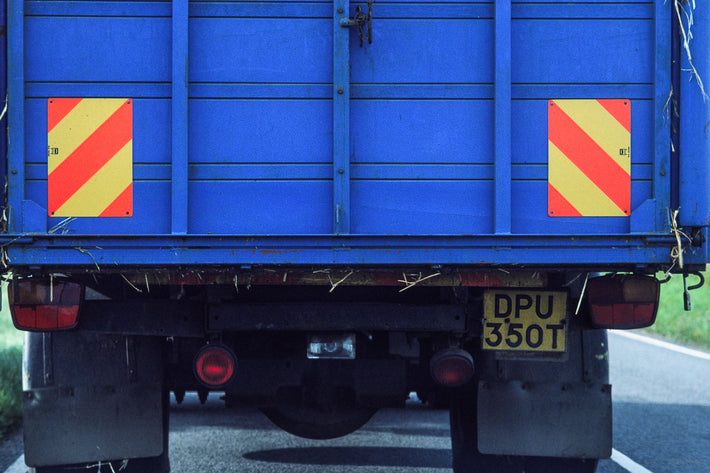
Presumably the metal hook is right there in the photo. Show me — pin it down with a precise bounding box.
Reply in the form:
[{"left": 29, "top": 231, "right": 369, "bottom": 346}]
[
  {"left": 682, "top": 272, "right": 704, "bottom": 311},
  {"left": 686, "top": 271, "right": 704, "bottom": 291}
]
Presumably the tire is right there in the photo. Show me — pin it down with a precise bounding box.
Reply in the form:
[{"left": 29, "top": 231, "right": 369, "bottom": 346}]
[{"left": 261, "top": 403, "right": 377, "bottom": 439}]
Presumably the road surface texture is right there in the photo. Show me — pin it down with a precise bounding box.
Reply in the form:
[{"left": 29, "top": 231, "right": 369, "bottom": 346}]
[{"left": 2, "top": 330, "right": 709, "bottom": 473}]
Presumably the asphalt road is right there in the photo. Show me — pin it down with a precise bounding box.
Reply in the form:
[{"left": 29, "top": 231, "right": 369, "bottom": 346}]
[{"left": 2, "top": 331, "right": 709, "bottom": 473}]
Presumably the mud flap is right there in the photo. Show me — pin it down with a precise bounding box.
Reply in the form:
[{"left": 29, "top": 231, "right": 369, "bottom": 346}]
[
  {"left": 476, "top": 380, "right": 612, "bottom": 458},
  {"left": 23, "top": 332, "right": 165, "bottom": 467}
]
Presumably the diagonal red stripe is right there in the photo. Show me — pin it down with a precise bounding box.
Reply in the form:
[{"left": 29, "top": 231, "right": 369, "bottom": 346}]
[
  {"left": 548, "top": 183, "right": 582, "bottom": 217},
  {"left": 99, "top": 183, "right": 133, "bottom": 217},
  {"left": 548, "top": 104, "right": 630, "bottom": 213},
  {"left": 596, "top": 99, "right": 631, "bottom": 133},
  {"left": 48, "top": 98, "right": 83, "bottom": 133},
  {"left": 48, "top": 101, "right": 132, "bottom": 213}
]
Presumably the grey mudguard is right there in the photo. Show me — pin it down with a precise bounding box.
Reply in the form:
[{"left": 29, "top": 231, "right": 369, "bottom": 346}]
[
  {"left": 477, "top": 379, "right": 612, "bottom": 458},
  {"left": 22, "top": 332, "right": 165, "bottom": 467}
]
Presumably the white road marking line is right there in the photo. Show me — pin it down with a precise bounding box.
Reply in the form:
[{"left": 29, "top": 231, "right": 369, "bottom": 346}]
[
  {"left": 611, "top": 448, "right": 654, "bottom": 473},
  {"left": 611, "top": 330, "right": 710, "bottom": 361},
  {"left": 5, "top": 454, "right": 26, "bottom": 473}
]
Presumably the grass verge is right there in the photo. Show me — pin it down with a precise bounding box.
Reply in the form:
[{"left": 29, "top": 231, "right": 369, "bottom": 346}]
[
  {"left": 0, "top": 300, "right": 23, "bottom": 440},
  {"left": 645, "top": 272, "right": 710, "bottom": 350}
]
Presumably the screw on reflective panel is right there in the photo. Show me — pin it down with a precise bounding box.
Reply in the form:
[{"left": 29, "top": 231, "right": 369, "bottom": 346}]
[{"left": 339, "top": 0, "right": 374, "bottom": 47}]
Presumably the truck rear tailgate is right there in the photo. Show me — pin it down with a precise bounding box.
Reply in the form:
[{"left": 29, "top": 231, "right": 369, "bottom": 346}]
[{"left": 2, "top": 0, "right": 708, "bottom": 268}]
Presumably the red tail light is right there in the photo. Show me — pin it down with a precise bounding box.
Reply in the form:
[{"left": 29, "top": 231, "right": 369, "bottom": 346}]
[
  {"left": 586, "top": 274, "right": 660, "bottom": 329},
  {"left": 194, "top": 345, "right": 237, "bottom": 388},
  {"left": 9, "top": 279, "right": 82, "bottom": 331},
  {"left": 430, "top": 348, "right": 475, "bottom": 387}
]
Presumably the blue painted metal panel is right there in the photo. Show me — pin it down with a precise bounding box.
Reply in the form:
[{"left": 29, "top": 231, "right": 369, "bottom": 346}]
[
  {"left": 351, "top": 101, "right": 493, "bottom": 164},
  {"left": 189, "top": 100, "right": 331, "bottom": 164},
  {"left": 190, "top": 18, "right": 331, "bottom": 83},
  {"left": 351, "top": 181, "right": 494, "bottom": 235},
  {"left": 2, "top": 0, "right": 706, "bottom": 268},
  {"left": 25, "top": 17, "right": 171, "bottom": 82},
  {"left": 512, "top": 19, "right": 653, "bottom": 83},
  {"left": 188, "top": 181, "right": 332, "bottom": 235},
  {"left": 678, "top": 4, "right": 710, "bottom": 227}
]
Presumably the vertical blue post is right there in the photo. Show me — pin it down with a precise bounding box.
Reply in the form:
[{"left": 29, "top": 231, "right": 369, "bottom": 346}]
[
  {"left": 0, "top": 0, "right": 7, "bottom": 210},
  {"left": 678, "top": 3, "right": 710, "bottom": 228},
  {"left": 333, "top": 0, "right": 351, "bottom": 234},
  {"left": 7, "top": 0, "right": 24, "bottom": 233},
  {"left": 653, "top": 0, "right": 671, "bottom": 230},
  {"left": 171, "top": 0, "right": 189, "bottom": 234},
  {"left": 494, "top": 0, "right": 512, "bottom": 234}
]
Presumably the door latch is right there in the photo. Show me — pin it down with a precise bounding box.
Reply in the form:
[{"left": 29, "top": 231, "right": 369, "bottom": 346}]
[{"left": 339, "top": 0, "right": 373, "bottom": 47}]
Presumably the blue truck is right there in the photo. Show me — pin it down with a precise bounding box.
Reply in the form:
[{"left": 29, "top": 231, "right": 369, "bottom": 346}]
[{"left": 2, "top": 0, "right": 709, "bottom": 472}]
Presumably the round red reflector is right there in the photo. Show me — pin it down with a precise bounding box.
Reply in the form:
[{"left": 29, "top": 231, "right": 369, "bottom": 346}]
[
  {"left": 430, "top": 348, "right": 475, "bottom": 388},
  {"left": 194, "top": 346, "right": 237, "bottom": 388}
]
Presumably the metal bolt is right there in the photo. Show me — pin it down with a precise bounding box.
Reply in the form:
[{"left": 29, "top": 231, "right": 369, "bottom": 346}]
[
  {"left": 337, "top": 7, "right": 344, "bottom": 13},
  {"left": 11, "top": 169, "right": 17, "bottom": 175},
  {"left": 337, "top": 88, "right": 344, "bottom": 95},
  {"left": 338, "top": 168, "right": 345, "bottom": 174}
]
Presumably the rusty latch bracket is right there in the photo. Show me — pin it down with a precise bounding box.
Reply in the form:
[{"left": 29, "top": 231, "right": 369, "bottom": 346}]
[{"left": 339, "top": 0, "right": 373, "bottom": 47}]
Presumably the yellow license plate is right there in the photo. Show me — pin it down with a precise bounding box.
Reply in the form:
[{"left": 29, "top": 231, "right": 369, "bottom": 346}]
[{"left": 482, "top": 290, "right": 567, "bottom": 352}]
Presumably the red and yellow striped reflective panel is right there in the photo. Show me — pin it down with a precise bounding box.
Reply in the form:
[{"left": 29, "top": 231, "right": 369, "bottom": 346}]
[
  {"left": 548, "top": 99, "right": 631, "bottom": 217},
  {"left": 47, "top": 98, "right": 133, "bottom": 217}
]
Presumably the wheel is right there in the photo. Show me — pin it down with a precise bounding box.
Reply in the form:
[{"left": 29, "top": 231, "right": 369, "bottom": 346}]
[
  {"left": 260, "top": 403, "right": 377, "bottom": 439},
  {"left": 450, "top": 392, "right": 523, "bottom": 473},
  {"left": 524, "top": 456, "right": 598, "bottom": 473}
]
